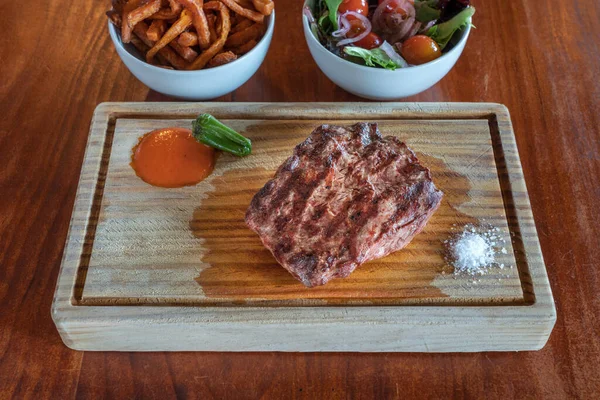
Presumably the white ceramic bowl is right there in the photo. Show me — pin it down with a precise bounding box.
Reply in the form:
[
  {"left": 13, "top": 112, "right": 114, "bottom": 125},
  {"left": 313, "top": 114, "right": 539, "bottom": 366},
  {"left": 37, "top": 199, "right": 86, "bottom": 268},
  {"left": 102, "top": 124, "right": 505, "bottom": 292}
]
[
  {"left": 108, "top": 12, "right": 274, "bottom": 100},
  {"left": 303, "top": 2, "right": 471, "bottom": 100}
]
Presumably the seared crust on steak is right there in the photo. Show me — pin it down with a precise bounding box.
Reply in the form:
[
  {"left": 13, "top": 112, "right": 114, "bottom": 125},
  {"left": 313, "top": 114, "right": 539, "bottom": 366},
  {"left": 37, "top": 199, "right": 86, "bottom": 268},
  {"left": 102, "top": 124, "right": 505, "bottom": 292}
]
[{"left": 245, "top": 123, "right": 443, "bottom": 287}]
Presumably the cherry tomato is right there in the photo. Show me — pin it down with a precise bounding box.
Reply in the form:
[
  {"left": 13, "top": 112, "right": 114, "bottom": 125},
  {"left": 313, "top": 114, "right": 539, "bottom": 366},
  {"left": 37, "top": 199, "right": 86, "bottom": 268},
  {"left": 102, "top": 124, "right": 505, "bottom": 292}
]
[
  {"left": 346, "top": 18, "right": 383, "bottom": 50},
  {"left": 400, "top": 35, "right": 442, "bottom": 65},
  {"left": 354, "top": 32, "right": 383, "bottom": 49},
  {"left": 338, "top": 0, "right": 369, "bottom": 16},
  {"left": 346, "top": 19, "right": 383, "bottom": 49},
  {"left": 347, "top": 18, "right": 367, "bottom": 36}
]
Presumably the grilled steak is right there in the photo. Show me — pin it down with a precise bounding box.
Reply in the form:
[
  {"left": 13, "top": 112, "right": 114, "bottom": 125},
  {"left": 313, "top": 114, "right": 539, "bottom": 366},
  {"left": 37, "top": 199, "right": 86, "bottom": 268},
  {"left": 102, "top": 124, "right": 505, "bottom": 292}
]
[{"left": 245, "top": 123, "right": 443, "bottom": 287}]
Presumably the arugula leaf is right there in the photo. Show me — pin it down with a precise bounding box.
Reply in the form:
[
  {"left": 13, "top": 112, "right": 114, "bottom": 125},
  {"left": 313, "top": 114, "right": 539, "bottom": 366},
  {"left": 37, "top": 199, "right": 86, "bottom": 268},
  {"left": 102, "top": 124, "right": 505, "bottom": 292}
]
[
  {"left": 324, "top": 0, "right": 343, "bottom": 29},
  {"left": 343, "top": 46, "right": 400, "bottom": 70},
  {"left": 426, "top": 6, "right": 475, "bottom": 49},
  {"left": 318, "top": 10, "right": 330, "bottom": 29},
  {"left": 414, "top": 0, "right": 441, "bottom": 23}
]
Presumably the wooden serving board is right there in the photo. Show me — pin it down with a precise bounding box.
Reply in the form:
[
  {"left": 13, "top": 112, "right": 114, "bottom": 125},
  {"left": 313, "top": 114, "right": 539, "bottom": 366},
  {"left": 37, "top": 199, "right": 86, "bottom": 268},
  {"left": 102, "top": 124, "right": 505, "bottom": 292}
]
[{"left": 52, "top": 103, "right": 555, "bottom": 352}]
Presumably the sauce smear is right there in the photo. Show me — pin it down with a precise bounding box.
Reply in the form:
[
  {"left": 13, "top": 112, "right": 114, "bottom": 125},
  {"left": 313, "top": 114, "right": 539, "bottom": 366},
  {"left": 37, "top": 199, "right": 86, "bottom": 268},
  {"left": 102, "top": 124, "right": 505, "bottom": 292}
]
[{"left": 131, "top": 128, "right": 215, "bottom": 188}]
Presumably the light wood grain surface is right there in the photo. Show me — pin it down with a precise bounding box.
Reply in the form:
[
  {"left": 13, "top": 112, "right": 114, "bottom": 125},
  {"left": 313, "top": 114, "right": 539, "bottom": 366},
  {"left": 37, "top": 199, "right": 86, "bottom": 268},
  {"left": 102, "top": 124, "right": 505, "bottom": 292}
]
[
  {"left": 51, "top": 102, "right": 553, "bottom": 352},
  {"left": 1, "top": 0, "right": 599, "bottom": 397},
  {"left": 83, "top": 115, "right": 521, "bottom": 305}
]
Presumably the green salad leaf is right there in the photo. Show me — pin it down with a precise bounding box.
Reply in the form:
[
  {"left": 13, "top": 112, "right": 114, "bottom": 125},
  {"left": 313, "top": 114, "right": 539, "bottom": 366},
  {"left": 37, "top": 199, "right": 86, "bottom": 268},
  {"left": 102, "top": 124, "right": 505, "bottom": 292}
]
[
  {"left": 426, "top": 6, "right": 475, "bottom": 49},
  {"left": 343, "top": 46, "right": 400, "bottom": 70},
  {"left": 414, "top": 0, "right": 441, "bottom": 23},
  {"left": 324, "top": 0, "right": 343, "bottom": 29},
  {"left": 318, "top": 10, "right": 330, "bottom": 29}
]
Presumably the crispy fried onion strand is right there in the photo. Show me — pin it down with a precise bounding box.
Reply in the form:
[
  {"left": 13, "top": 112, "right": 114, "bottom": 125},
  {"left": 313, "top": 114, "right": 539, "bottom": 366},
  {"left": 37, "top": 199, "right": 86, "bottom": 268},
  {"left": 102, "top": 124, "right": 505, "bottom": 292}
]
[
  {"left": 176, "top": 0, "right": 211, "bottom": 49},
  {"left": 207, "top": 51, "right": 238, "bottom": 67},
  {"left": 231, "top": 18, "right": 253, "bottom": 34},
  {"left": 120, "top": 0, "right": 142, "bottom": 43},
  {"left": 178, "top": 31, "right": 198, "bottom": 46},
  {"left": 186, "top": 1, "right": 231, "bottom": 70},
  {"left": 151, "top": 0, "right": 183, "bottom": 19},
  {"left": 206, "top": 14, "right": 218, "bottom": 43},
  {"left": 252, "top": 0, "right": 274, "bottom": 16},
  {"left": 170, "top": 40, "right": 198, "bottom": 61},
  {"left": 146, "top": 19, "right": 166, "bottom": 41},
  {"left": 225, "top": 22, "right": 263, "bottom": 48},
  {"left": 146, "top": 9, "right": 192, "bottom": 62},
  {"left": 107, "top": 9, "right": 188, "bottom": 69},
  {"left": 219, "top": 0, "right": 264, "bottom": 23},
  {"left": 231, "top": 38, "right": 257, "bottom": 55},
  {"left": 128, "top": 0, "right": 162, "bottom": 31}
]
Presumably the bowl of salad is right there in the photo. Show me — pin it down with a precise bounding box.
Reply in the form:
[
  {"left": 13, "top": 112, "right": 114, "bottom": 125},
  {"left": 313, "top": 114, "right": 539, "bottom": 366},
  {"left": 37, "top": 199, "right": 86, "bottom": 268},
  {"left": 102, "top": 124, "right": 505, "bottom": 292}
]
[{"left": 303, "top": 0, "right": 475, "bottom": 100}]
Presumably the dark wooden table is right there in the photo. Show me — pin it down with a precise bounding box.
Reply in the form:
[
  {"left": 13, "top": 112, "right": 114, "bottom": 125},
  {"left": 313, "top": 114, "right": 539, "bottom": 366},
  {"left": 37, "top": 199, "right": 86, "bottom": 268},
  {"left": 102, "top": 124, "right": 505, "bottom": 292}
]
[{"left": 1, "top": 0, "right": 599, "bottom": 398}]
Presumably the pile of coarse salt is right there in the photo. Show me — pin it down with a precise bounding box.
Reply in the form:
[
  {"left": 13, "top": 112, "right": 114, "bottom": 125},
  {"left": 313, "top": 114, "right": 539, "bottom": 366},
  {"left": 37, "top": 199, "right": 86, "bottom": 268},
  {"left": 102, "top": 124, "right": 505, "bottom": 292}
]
[{"left": 444, "top": 225, "right": 507, "bottom": 276}]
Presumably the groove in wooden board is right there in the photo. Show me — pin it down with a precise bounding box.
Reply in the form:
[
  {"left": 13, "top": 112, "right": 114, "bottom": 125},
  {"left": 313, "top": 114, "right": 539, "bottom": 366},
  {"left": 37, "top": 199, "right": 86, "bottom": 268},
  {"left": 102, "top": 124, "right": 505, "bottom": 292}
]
[
  {"left": 487, "top": 115, "right": 536, "bottom": 302},
  {"left": 77, "top": 118, "right": 524, "bottom": 306},
  {"left": 50, "top": 103, "right": 555, "bottom": 352},
  {"left": 72, "top": 116, "right": 116, "bottom": 302},
  {"left": 98, "top": 102, "right": 503, "bottom": 121}
]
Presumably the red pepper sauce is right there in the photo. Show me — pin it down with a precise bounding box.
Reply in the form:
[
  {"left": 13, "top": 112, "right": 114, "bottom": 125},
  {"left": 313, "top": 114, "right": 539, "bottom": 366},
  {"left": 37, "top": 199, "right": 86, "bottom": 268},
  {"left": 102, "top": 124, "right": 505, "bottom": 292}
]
[{"left": 131, "top": 128, "right": 215, "bottom": 188}]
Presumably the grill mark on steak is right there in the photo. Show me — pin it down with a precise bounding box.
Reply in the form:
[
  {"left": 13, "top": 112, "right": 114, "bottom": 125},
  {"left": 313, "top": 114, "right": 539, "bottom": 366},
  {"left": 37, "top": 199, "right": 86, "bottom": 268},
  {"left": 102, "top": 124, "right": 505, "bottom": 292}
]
[
  {"left": 245, "top": 123, "right": 444, "bottom": 287},
  {"left": 291, "top": 149, "right": 345, "bottom": 243}
]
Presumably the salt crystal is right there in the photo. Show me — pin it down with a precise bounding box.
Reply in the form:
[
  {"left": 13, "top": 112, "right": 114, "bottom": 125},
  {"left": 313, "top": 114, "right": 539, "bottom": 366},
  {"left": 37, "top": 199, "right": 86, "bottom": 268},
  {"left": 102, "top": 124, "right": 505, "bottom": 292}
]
[
  {"left": 501, "top": 247, "right": 507, "bottom": 254},
  {"left": 447, "top": 228, "right": 495, "bottom": 274}
]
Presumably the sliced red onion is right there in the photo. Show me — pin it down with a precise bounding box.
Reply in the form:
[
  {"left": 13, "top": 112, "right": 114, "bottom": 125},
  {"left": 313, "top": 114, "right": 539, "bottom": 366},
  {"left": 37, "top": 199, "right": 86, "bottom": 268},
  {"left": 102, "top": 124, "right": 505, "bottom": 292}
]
[
  {"left": 303, "top": 6, "right": 315, "bottom": 23},
  {"left": 336, "top": 11, "right": 372, "bottom": 47},
  {"left": 419, "top": 20, "right": 436, "bottom": 33},
  {"left": 373, "top": 0, "right": 394, "bottom": 31},
  {"left": 407, "top": 21, "right": 421, "bottom": 39},
  {"left": 332, "top": 14, "right": 351, "bottom": 37},
  {"left": 343, "top": 11, "right": 372, "bottom": 29},
  {"left": 380, "top": 41, "right": 408, "bottom": 68},
  {"left": 398, "top": 15, "right": 416, "bottom": 39},
  {"left": 386, "top": 17, "right": 415, "bottom": 43}
]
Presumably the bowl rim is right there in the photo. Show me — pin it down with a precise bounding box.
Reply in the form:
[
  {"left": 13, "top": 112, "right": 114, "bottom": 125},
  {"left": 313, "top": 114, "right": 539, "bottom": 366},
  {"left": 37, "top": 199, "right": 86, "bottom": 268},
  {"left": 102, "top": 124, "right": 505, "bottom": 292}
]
[
  {"left": 302, "top": 4, "right": 471, "bottom": 73},
  {"left": 108, "top": 10, "right": 275, "bottom": 75}
]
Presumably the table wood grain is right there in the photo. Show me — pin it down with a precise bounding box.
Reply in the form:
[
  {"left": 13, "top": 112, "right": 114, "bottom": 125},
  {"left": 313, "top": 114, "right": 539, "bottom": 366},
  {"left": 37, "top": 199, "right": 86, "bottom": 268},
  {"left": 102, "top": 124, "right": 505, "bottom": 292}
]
[{"left": 0, "top": 0, "right": 598, "bottom": 398}]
